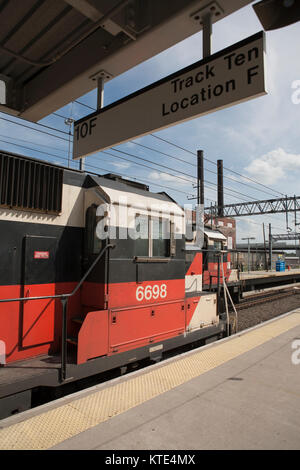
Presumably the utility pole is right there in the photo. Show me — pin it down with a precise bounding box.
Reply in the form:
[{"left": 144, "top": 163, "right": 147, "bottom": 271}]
[
  {"left": 242, "top": 237, "right": 255, "bottom": 272},
  {"left": 197, "top": 150, "right": 204, "bottom": 206},
  {"left": 263, "top": 223, "right": 268, "bottom": 271}
]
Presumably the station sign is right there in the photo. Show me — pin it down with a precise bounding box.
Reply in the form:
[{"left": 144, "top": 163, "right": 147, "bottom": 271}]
[{"left": 73, "top": 31, "right": 266, "bottom": 160}]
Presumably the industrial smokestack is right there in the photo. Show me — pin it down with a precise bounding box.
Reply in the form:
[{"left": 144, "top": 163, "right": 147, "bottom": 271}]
[{"left": 217, "top": 159, "right": 224, "bottom": 217}]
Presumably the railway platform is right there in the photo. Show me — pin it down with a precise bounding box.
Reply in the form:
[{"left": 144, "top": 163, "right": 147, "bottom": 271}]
[
  {"left": 224, "top": 268, "right": 300, "bottom": 300},
  {"left": 240, "top": 268, "right": 300, "bottom": 280},
  {"left": 228, "top": 267, "right": 300, "bottom": 283},
  {"left": 0, "top": 309, "right": 300, "bottom": 450}
]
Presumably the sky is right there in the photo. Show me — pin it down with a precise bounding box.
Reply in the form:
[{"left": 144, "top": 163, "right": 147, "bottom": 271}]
[{"left": 0, "top": 3, "right": 300, "bottom": 243}]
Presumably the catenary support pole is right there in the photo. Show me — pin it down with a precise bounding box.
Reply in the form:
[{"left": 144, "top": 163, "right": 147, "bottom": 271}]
[
  {"left": 263, "top": 223, "right": 268, "bottom": 271},
  {"left": 217, "top": 159, "right": 224, "bottom": 217},
  {"left": 269, "top": 223, "right": 272, "bottom": 270},
  {"left": 197, "top": 150, "right": 204, "bottom": 206}
]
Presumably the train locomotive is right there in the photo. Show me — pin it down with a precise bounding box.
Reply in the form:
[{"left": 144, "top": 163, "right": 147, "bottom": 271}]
[{"left": 0, "top": 150, "right": 227, "bottom": 418}]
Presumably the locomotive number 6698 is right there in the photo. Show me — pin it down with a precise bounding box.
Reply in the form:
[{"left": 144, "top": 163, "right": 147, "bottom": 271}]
[{"left": 136, "top": 284, "right": 167, "bottom": 302}]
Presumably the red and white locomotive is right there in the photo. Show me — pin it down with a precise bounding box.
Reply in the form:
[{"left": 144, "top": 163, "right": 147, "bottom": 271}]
[{"left": 0, "top": 150, "right": 227, "bottom": 417}]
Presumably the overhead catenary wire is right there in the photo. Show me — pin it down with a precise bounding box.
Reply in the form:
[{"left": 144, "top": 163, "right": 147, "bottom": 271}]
[
  {"left": 237, "top": 216, "right": 286, "bottom": 233},
  {"left": 0, "top": 115, "right": 70, "bottom": 136},
  {"left": 130, "top": 139, "right": 284, "bottom": 198},
  {"left": 69, "top": 100, "right": 281, "bottom": 198},
  {"left": 0, "top": 136, "right": 288, "bottom": 230},
  {"left": 0, "top": 120, "right": 278, "bottom": 207},
  {"left": 0, "top": 131, "right": 243, "bottom": 203},
  {"left": 105, "top": 149, "right": 267, "bottom": 205},
  {"left": 107, "top": 146, "right": 268, "bottom": 201},
  {"left": 63, "top": 99, "right": 286, "bottom": 201},
  {"left": 0, "top": 116, "right": 69, "bottom": 142},
  {"left": 74, "top": 99, "right": 95, "bottom": 111},
  {"left": 53, "top": 107, "right": 278, "bottom": 198},
  {"left": 0, "top": 102, "right": 288, "bottom": 205},
  {"left": 0, "top": 138, "right": 195, "bottom": 198},
  {"left": 0, "top": 101, "right": 293, "bottom": 233},
  {"left": 0, "top": 133, "right": 68, "bottom": 153},
  {"left": 149, "top": 133, "right": 285, "bottom": 197}
]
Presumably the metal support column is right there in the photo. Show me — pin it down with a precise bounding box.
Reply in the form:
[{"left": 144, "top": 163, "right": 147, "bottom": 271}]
[
  {"left": 202, "top": 13, "right": 212, "bottom": 58},
  {"left": 97, "top": 77, "right": 104, "bottom": 110},
  {"left": 242, "top": 237, "right": 255, "bottom": 272},
  {"left": 60, "top": 297, "right": 68, "bottom": 382},
  {"left": 65, "top": 117, "right": 74, "bottom": 169},
  {"left": 80, "top": 76, "right": 104, "bottom": 171}
]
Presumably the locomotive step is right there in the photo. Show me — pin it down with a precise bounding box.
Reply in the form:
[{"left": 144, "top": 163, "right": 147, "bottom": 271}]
[{"left": 67, "top": 337, "right": 78, "bottom": 346}]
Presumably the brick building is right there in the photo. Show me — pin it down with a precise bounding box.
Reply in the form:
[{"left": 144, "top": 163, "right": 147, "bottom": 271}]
[
  {"left": 204, "top": 215, "right": 236, "bottom": 250},
  {"left": 185, "top": 209, "right": 236, "bottom": 250}
]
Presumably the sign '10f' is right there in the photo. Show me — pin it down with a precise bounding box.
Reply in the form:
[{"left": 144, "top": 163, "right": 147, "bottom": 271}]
[{"left": 73, "top": 31, "right": 267, "bottom": 160}]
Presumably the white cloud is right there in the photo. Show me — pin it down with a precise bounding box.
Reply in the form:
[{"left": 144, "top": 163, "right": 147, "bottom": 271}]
[
  {"left": 245, "top": 148, "right": 300, "bottom": 185},
  {"left": 236, "top": 218, "right": 264, "bottom": 243},
  {"left": 149, "top": 170, "right": 193, "bottom": 189},
  {"left": 124, "top": 142, "right": 135, "bottom": 148},
  {"left": 236, "top": 212, "right": 289, "bottom": 243},
  {"left": 109, "top": 161, "right": 131, "bottom": 170}
]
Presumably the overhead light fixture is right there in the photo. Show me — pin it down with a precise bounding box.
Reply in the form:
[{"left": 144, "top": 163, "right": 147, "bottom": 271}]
[{"left": 253, "top": 0, "right": 300, "bottom": 30}]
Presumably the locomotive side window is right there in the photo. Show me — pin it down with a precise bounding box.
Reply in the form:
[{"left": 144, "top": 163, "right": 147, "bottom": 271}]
[
  {"left": 85, "top": 204, "right": 102, "bottom": 255},
  {"left": 135, "top": 215, "right": 149, "bottom": 257},
  {"left": 134, "top": 215, "right": 171, "bottom": 258},
  {"left": 152, "top": 218, "right": 170, "bottom": 257}
]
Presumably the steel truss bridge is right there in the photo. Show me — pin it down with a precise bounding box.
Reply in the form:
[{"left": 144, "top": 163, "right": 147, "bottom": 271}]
[{"left": 204, "top": 196, "right": 300, "bottom": 218}]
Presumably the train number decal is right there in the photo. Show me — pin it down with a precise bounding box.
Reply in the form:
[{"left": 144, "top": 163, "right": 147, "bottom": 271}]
[{"left": 136, "top": 284, "right": 167, "bottom": 302}]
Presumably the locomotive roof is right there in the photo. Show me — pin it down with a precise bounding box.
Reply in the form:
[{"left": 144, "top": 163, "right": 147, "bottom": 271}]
[
  {"left": 87, "top": 174, "right": 178, "bottom": 205},
  {"left": 0, "top": 148, "right": 181, "bottom": 207}
]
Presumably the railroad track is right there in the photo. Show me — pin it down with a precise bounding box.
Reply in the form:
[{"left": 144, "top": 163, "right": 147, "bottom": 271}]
[{"left": 234, "top": 287, "right": 300, "bottom": 310}]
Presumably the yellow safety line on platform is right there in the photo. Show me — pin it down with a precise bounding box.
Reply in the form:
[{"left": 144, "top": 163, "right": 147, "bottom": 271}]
[{"left": 0, "top": 311, "right": 300, "bottom": 450}]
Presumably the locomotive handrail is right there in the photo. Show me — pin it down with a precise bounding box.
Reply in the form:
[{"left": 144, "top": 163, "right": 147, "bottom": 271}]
[
  {"left": 0, "top": 243, "right": 115, "bottom": 382},
  {"left": 0, "top": 243, "right": 115, "bottom": 303}
]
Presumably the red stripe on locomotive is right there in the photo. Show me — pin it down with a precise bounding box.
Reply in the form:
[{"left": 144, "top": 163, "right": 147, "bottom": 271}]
[
  {"left": 0, "top": 283, "right": 81, "bottom": 363},
  {"left": 186, "top": 253, "right": 202, "bottom": 276}
]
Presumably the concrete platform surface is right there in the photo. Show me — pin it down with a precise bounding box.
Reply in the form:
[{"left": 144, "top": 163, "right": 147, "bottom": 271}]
[
  {"left": 240, "top": 268, "right": 300, "bottom": 279},
  {"left": 0, "top": 310, "right": 300, "bottom": 450}
]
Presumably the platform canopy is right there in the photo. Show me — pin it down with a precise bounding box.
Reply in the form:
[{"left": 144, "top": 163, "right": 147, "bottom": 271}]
[{"left": 0, "top": 0, "right": 253, "bottom": 122}]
